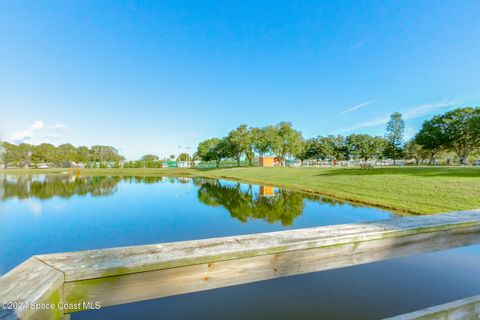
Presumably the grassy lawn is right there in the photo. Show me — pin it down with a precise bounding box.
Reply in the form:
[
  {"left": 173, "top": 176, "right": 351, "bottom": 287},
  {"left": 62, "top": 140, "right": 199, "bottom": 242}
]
[
  {"left": 2, "top": 166, "right": 480, "bottom": 214},
  {"left": 202, "top": 166, "right": 480, "bottom": 214}
]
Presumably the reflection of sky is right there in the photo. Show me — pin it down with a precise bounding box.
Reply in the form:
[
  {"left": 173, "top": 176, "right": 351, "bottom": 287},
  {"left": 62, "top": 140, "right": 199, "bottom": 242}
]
[
  {"left": 1, "top": 177, "right": 479, "bottom": 319},
  {"left": 0, "top": 177, "right": 397, "bottom": 274},
  {"left": 26, "top": 199, "right": 42, "bottom": 215},
  {"left": 1, "top": 198, "right": 69, "bottom": 217},
  {"left": 0, "top": 177, "right": 472, "bottom": 276}
]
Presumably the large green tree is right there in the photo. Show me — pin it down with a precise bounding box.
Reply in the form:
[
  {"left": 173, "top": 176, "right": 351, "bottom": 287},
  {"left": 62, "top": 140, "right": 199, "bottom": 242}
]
[
  {"left": 442, "top": 107, "right": 480, "bottom": 164},
  {"left": 56, "top": 143, "right": 77, "bottom": 166},
  {"left": 297, "top": 138, "right": 317, "bottom": 163},
  {"left": 316, "top": 136, "right": 335, "bottom": 162},
  {"left": 196, "top": 138, "right": 226, "bottom": 168},
  {"left": 31, "top": 143, "right": 57, "bottom": 165},
  {"left": 1, "top": 142, "right": 18, "bottom": 167},
  {"left": 16, "top": 143, "right": 32, "bottom": 167},
  {"left": 139, "top": 154, "right": 161, "bottom": 168},
  {"left": 325, "top": 135, "right": 347, "bottom": 163},
  {"left": 252, "top": 126, "right": 278, "bottom": 156},
  {"left": 345, "top": 134, "right": 385, "bottom": 162},
  {"left": 141, "top": 154, "right": 159, "bottom": 162},
  {"left": 416, "top": 107, "right": 480, "bottom": 164},
  {"left": 177, "top": 153, "right": 191, "bottom": 161},
  {"left": 270, "top": 122, "right": 303, "bottom": 165},
  {"left": 225, "top": 125, "right": 253, "bottom": 166},
  {"left": 90, "top": 145, "right": 123, "bottom": 166},
  {"left": 404, "top": 139, "right": 428, "bottom": 165},
  {"left": 75, "top": 146, "right": 91, "bottom": 165},
  {"left": 384, "top": 112, "right": 405, "bottom": 164},
  {"left": 415, "top": 115, "right": 448, "bottom": 164}
]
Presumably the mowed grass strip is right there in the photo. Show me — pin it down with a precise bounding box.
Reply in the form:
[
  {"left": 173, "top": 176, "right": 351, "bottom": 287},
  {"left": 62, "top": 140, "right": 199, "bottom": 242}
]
[
  {"left": 3, "top": 166, "right": 480, "bottom": 214},
  {"left": 201, "top": 166, "right": 480, "bottom": 214}
]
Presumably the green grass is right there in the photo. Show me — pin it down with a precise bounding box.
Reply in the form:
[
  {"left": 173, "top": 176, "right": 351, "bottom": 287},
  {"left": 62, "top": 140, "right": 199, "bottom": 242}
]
[
  {"left": 201, "top": 166, "right": 480, "bottom": 214},
  {"left": 3, "top": 166, "right": 480, "bottom": 214}
]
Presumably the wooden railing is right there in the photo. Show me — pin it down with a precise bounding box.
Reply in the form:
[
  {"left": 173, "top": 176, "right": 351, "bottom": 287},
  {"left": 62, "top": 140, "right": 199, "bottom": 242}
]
[
  {"left": 386, "top": 295, "right": 480, "bottom": 320},
  {"left": 1, "top": 210, "right": 480, "bottom": 319}
]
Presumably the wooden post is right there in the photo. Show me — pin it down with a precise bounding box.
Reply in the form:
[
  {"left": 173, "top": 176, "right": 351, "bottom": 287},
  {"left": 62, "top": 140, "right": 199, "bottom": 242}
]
[{"left": 0, "top": 258, "right": 64, "bottom": 320}]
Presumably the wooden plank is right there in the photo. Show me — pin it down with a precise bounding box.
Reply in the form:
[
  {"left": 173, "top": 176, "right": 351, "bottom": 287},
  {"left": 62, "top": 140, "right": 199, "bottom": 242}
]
[
  {"left": 38, "top": 210, "right": 480, "bottom": 282},
  {"left": 58, "top": 213, "right": 480, "bottom": 310},
  {"left": 0, "top": 258, "right": 64, "bottom": 320},
  {"left": 384, "top": 295, "right": 480, "bottom": 319}
]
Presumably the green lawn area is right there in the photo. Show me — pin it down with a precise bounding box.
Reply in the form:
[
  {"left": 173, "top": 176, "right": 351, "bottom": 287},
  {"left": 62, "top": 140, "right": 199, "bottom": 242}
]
[
  {"left": 3, "top": 166, "right": 480, "bottom": 214},
  {"left": 202, "top": 166, "right": 480, "bottom": 214}
]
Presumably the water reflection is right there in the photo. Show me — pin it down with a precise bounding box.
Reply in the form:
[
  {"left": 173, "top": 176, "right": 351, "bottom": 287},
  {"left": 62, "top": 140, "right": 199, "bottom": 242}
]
[
  {"left": 195, "top": 179, "right": 349, "bottom": 226},
  {"left": 0, "top": 174, "right": 121, "bottom": 200},
  {"left": 1, "top": 175, "right": 351, "bottom": 226},
  {"left": 0, "top": 174, "right": 395, "bottom": 275}
]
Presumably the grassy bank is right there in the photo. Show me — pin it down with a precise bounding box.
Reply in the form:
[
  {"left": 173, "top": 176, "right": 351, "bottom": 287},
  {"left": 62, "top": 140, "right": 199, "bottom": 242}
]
[{"left": 2, "top": 166, "right": 480, "bottom": 214}]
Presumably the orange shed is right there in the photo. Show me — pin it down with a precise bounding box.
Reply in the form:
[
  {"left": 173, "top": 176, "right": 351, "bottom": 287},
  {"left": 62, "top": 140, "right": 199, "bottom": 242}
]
[{"left": 259, "top": 156, "right": 275, "bottom": 167}]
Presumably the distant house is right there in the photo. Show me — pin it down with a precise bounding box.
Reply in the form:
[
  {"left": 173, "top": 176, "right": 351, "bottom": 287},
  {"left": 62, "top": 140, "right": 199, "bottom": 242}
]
[{"left": 37, "top": 163, "right": 49, "bottom": 169}]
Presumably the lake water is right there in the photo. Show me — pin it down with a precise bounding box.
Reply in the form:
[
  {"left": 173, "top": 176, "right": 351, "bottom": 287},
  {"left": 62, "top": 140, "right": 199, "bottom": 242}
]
[{"left": 1, "top": 174, "right": 479, "bottom": 319}]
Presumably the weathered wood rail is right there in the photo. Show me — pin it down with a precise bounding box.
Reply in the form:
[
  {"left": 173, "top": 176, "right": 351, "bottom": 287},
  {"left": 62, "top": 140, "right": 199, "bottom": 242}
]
[
  {"left": 1, "top": 210, "right": 480, "bottom": 319},
  {"left": 386, "top": 295, "right": 480, "bottom": 320}
]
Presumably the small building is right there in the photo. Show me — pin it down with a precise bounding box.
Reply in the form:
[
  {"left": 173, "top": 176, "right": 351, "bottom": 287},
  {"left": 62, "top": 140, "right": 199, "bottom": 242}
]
[
  {"left": 162, "top": 161, "right": 177, "bottom": 168},
  {"left": 177, "top": 161, "right": 191, "bottom": 168},
  {"left": 259, "top": 156, "right": 275, "bottom": 167}
]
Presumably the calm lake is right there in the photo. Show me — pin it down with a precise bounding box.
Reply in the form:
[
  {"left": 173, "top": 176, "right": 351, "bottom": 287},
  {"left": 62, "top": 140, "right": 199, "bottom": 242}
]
[{"left": 1, "top": 174, "right": 479, "bottom": 319}]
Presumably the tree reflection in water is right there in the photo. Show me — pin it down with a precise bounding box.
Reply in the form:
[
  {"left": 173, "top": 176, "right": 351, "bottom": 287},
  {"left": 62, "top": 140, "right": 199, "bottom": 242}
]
[
  {"left": 0, "top": 175, "right": 349, "bottom": 225},
  {"left": 0, "top": 175, "right": 124, "bottom": 200},
  {"left": 195, "top": 179, "right": 348, "bottom": 226}
]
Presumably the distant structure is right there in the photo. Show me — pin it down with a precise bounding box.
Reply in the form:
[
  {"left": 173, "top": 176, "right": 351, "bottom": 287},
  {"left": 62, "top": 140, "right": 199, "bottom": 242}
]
[
  {"left": 177, "top": 161, "right": 191, "bottom": 168},
  {"left": 162, "top": 160, "right": 177, "bottom": 168},
  {"left": 259, "top": 156, "right": 275, "bottom": 167}
]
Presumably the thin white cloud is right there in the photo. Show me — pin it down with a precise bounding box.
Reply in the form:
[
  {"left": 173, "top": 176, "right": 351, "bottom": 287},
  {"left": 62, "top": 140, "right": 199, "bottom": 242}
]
[
  {"left": 338, "top": 99, "right": 377, "bottom": 116},
  {"left": 339, "top": 116, "right": 390, "bottom": 132},
  {"left": 11, "top": 120, "right": 44, "bottom": 142},
  {"left": 9, "top": 121, "right": 68, "bottom": 144},
  {"left": 402, "top": 100, "right": 461, "bottom": 120},
  {"left": 337, "top": 99, "right": 461, "bottom": 133}
]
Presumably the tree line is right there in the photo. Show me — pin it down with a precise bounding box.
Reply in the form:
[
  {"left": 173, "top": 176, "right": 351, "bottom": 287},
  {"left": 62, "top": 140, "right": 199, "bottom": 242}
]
[
  {"left": 195, "top": 116, "right": 403, "bottom": 167},
  {"left": 196, "top": 107, "right": 480, "bottom": 166},
  {"left": 196, "top": 122, "right": 304, "bottom": 167},
  {"left": 1, "top": 106, "right": 478, "bottom": 168},
  {"left": 0, "top": 142, "right": 124, "bottom": 168},
  {"left": 0, "top": 142, "right": 190, "bottom": 168}
]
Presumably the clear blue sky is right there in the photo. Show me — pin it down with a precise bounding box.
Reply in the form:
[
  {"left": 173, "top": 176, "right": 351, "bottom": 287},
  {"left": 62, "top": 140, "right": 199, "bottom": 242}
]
[{"left": 1, "top": 0, "right": 479, "bottom": 159}]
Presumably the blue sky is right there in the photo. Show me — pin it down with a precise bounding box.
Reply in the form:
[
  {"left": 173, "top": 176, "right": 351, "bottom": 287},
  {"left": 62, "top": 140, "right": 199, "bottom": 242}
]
[{"left": 1, "top": 0, "right": 479, "bottom": 159}]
